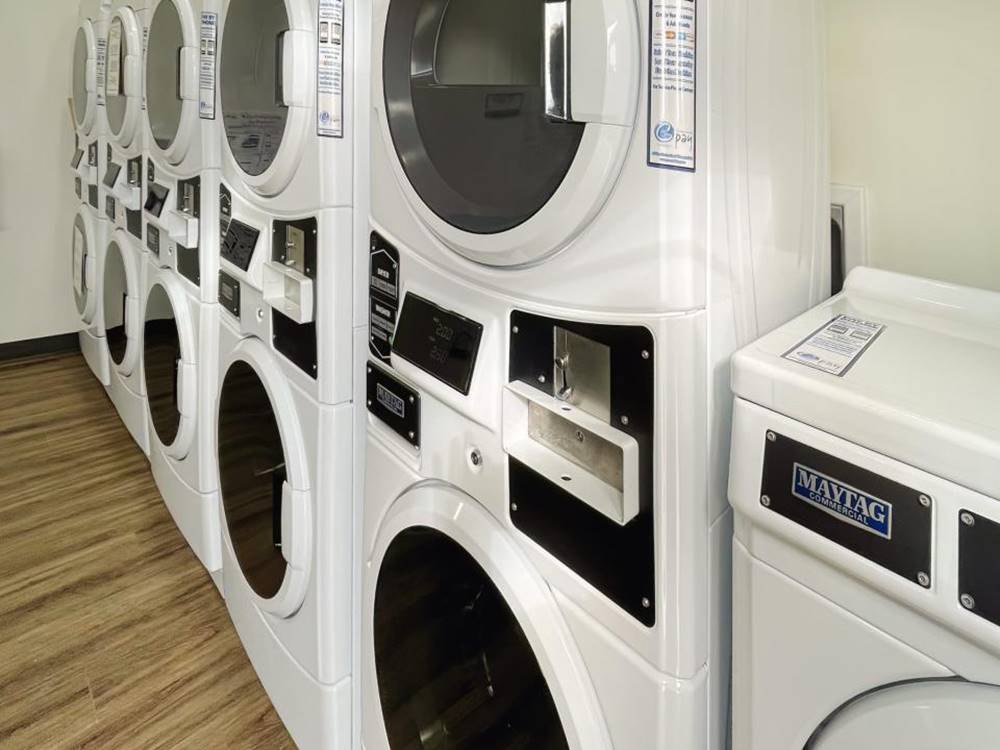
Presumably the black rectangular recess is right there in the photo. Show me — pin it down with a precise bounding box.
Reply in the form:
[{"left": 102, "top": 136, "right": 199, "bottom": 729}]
[
  {"left": 147, "top": 225, "right": 160, "bottom": 256},
  {"left": 145, "top": 183, "right": 169, "bottom": 218},
  {"left": 507, "top": 310, "right": 656, "bottom": 626},
  {"left": 959, "top": 510, "right": 1000, "bottom": 628},
  {"left": 273, "top": 311, "right": 317, "bottom": 380},
  {"left": 272, "top": 217, "right": 318, "bottom": 278},
  {"left": 369, "top": 231, "right": 400, "bottom": 364},
  {"left": 88, "top": 185, "right": 99, "bottom": 210},
  {"left": 178, "top": 175, "right": 201, "bottom": 220},
  {"left": 177, "top": 244, "right": 201, "bottom": 288},
  {"left": 105, "top": 195, "right": 116, "bottom": 223},
  {"left": 218, "top": 271, "right": 241, "bottom": 318},
  {"left": 127, "top": 156, "right": 143, "bottom": 186},
  {"left": 391, "top": 294, "right": 483, "bottom": 395},
  {"left": 126, "top": 208, "right": 142, "bottom": 240},
  {"left": 103, "top": 161, "right": 122, "bottom": 189},
  {"left": 761, "top": 432, "right": 933, "bottom": 587},
  {"left": 367, "top": 363, "right": 420, "bottom": 448},
  {"left": 221, "top": 218, "right": 260, "bottom": 272}
]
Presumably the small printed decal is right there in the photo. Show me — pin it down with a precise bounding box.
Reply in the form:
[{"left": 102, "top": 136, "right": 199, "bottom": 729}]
[{"left": 792, "top": 463, "right": 892, "bottom": 540}]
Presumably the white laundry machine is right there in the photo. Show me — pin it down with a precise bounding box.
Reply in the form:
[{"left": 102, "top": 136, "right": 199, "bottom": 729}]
[
  {"left": 364, "top": 0, "right": 829, "bottom": 747},
  {"left": 215, "top": 0, "right": 368, "bottom": 406},
  {"left": 72, "top": 203, "right": 111, "bottom": 386},
  {"left": 728, "top": 268, "right": 1000, "bottom": 750},
  {"left": 100, "top": 0, "right": 151, "bottom": 453}
]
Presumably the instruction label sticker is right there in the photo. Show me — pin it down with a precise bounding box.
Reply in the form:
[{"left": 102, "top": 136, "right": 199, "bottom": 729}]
[
  {"left": 369, "top": 232, "right": 400, "bottom": 363},
  {"left": 142, "top": 26, "right": 149, "bottom": 110},
  {"left": 199, "top": 12, "right": 218, "bottom": 120},
  {"left": 648, "top": 0, "right": 696, "bottom": 171},
  {"left": 783, "top": 315, "right": 886, "bottom": 377},
  {"left": 106, "top": 21, "right": 122, "bottom": 96},
  {"left": 317, "top": 0, "right": 345, "bottom": 138},
  {"left": 96, "top": 37, "right": 108, "bottom": 106}
]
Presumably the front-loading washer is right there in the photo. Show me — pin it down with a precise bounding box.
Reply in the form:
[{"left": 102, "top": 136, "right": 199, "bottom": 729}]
[
  {"left": 367, "top": 0, "right": 830, "bottom": 746},
  {"left": 214, "top": 249, "right": 356, "bottom": 750},
  {"left": 141, "top": 253, "right": 222, "bottom": 584},
  {"left": 727, "top": 268, "right": 1000, "bottom": 749},
  {"left": 142, "top": 0, "right": 221, "bottom": 306},
  {"left": 216, "top": 0, "right": 369, "bottom": 406}
]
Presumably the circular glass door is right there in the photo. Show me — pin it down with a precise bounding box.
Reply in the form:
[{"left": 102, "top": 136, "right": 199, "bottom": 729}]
[
  {"left": 220, "top": 0, "right": 290, "bottom": 177},
  {"left": 383, "top": 0, "right": 585, "bottom": 235},
  {"left": 105, "top": 15, "right": 132, "bottom": 139},
  {"left": 146, "top": 0, "right": 185, "bottom": 150},
  {"left": 218, "top": 360, "right": 289, "bottom": 600},
  {"left": 103, "top": 241, "right": 129, "bottom": 367},
  {"left": 143, "top": 284, "right": 182, "bottom": 446},
  {"left": 72, "top": 213, "right": 91, "bottom": 318},
  {"left": 374, "top": 526, "right": 570, "bottom": 749},
  {"left": 72, "top": 27, "right": 91, "bottom": 129}
]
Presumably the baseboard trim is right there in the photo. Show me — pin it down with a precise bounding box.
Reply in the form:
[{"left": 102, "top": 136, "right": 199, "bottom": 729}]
[{"left": 0, "top": 333, "right": 81, "bottom": 362}]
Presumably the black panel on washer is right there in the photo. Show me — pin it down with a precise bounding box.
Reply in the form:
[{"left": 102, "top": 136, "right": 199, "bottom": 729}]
[
  {"left": 88, "top": 184, "right": 99, "bottom": 210},
  {"left": 221, "top": 218, "right": 260, "bottom": 272},
  {"left": 147, "top": 224, "right": 161, "bottom": 256},
  {"left": 105, "top": 195, "right": 117, "bottom": 223},
  {"left": 145, "top": 183, "right": 169, "bottom": 217},
  {"left": 177, "top": 244, "right": 201, "bottom": 288},
  {"left": 367, "top": 363, "right": 420, "bottom": 448},
  {"left": 126, "top": 208, "right": 142, "bottom": 239},
  {"left": 103, "top": 161, "right": 122, "bottom": 190},
  {"left": 127, "top": 156, "right": 143, "bottom": 187},
  {"left": 272, "top": 310, "right": 317, "bottom": 379},
  {"left": 178, "top": 175, "right": 201, "bottom": 220},
  {"left": 761, "top": 432, "right": 933, "bottom": 587},
  {"left": 272, "top": 217, "right": 318, "bottom": 278},
  {"left": 369, "top": 232, "right": 400, "bottom": 364},
  {"left": 219, "top": 271, "right": 241, "bottom": 318},
  {"left": 959, "top": 510, "right": 1000, "bottom": 627},
  {"left": 507, "top": 311, "right": 656, "bottom": 626}
]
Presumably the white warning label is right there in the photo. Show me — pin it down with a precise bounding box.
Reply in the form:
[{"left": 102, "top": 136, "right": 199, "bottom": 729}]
[
  {"left": 317, "top": 0, "right": 345, "bottom": 138},
  {"left": 648, "top": 0, "right": 696, "bottom": 170},
  {"left": 107, "top": 21, "right": 122, "bottom": 96},
  {"left": 783, "top": 315, "right": 886, "bottom": 377},
  {"left": 96, "top": 37, "right": 108, "bottom": 106},
  {"left": 199, "top": 12, "right": 218, "bottom": 120}
]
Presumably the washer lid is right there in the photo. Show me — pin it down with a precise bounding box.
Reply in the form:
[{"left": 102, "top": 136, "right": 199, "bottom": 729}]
[
  {"left": 809, "top": 680, "right": 1000, "bottom": 749},
  {"left": 731, "top": 267, "right": 1000, "bottom": 500}
]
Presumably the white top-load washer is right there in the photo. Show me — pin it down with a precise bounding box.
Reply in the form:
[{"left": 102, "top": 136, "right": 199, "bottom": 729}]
[
  {"left": 100, "top": 0, "right": 152, "bottom": 454},
  {"left": 728, "top": 267, "right": 1000, "bottom": 749},
  {"left": 216, "top": 0, "right": 367, "bottom": 407},
  {"left": 364, "top": 1, "right": 829, "bottom": 748}
]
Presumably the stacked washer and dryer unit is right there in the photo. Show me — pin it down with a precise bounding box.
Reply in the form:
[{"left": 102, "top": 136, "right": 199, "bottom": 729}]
[
  {"left": 212, "top": 0, "right": 368, "bottom": 747},
  {"left": 362, "top": 0, "right": 829, "bottom": 749},
  {"left": 99, "top": 0, "right": 153, "bottom": 454},
  {"left": 71, "top": 0, "right": 112, "bottom": 387},
  {"left": 140, "top": 0, "right": 224, "bottom": 584}
]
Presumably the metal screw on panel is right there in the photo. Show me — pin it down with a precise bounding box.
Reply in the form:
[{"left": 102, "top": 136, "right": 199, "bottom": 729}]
[
  {"left": 367, "top": 366, "right": 372, "bottom": 374},
  {"left": 641, "top": 597, "right": 651, "bottom": 609},
  {"left": 961, "top": 512, "right": 976, "bottom": 527},
  {"left": 366, "top": 400, "right": 372, "bottom": 407},
  {"left": 761, "top": 495, "right": 772, "bottom": 508},
  {"left": 470, "top": 449, "right": 482, "bottom": 467},
  {"left": 512, "top": 325, "right": 519, "bottom": 334},
  {"left": 919, "top": 495, "right": 931, "bottom": 508},
  {"left": 408, "top": 431, "right": 415, "bottom": 441},
  {"left": 312, "top": 364, "right": 318, "bottom": 373},
  {"left": 538, "top": 374, "right": 547, "bottom": 384},
  {"left": 641, "top": 350, "right": 650, "bottom": 360},
  {"left": 917, "top": 572, "right": 931, "bottom": 588},
  {"left": 620, "top": 415, "right": 630, "bottom": 426},
  {"left": 575, "top": 430, "right": 585, "bottom": 443},
  {"left": 767, "top": 431, "right": 777, "bottom": 442},
  {"left": 961, "top": 594, "right": 976, "bottom": 610},
  {"left": 510, "top": 502, "right": 518, "bottom": 512},
  {"left": 409, "top": 395, "right": 415, "bottom": 404}
]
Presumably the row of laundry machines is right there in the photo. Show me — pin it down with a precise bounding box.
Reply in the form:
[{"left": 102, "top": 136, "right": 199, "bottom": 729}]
[{"left": 67, "top": 0, "right": 1000, "bottom": 748}]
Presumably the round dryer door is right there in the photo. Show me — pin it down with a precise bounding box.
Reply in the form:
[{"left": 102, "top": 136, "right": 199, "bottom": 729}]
[
  {"left": 808, "top": 681, "right": 1000, "bottom": 749},
  {"left": 143, "top": 279, "right": 196, "bottom": 456},
  {"left": 218, "top": 344, "right": 310, "bottom": 617},
  {"left": 146, "top": 0, "right": 195, "bottom": 160},
  {"left": 219, "top": 0, "right": 295, "bottom": 186},
  {"left": 105, "top": 9, "right": 143, "bottom": 147},
  {"left": 380, "top": 0, "right": 639, "bottom": 265},
  {"left": 103, "top": 238, "right": 140, "bottom": 375},
  {"left": 72, "top": 21, "right": 97, "bottom": 133},
  {"left": 72, "top": 209, "right": 97, "bottom": 324}
]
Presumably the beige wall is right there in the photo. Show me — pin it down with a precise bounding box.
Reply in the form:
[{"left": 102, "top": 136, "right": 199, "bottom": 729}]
[
  {"left": 827, "top": 0, "right": 1000, "bottom": 291},
  {"left": 0, "top": 1, "right": 81, "bottom": 344}
]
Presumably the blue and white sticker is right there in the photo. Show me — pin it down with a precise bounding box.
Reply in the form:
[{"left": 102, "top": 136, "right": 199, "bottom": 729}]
[
  {"left": 648, "top": 0, "right": 696, "bottom": 170},
  {"left": 199, "top": 12, "right": 218, "bottom": 120},
  {"left": 317, "top": 0, "right": 345, "bottom": 138},
  {"left": 792, "top": 463, "right": 893, "bottom": 539},
  {"left": 784, "top": 314, "right": 886, "bottom": 376}
]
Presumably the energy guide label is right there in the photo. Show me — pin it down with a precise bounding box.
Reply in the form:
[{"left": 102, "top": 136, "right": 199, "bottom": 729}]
[
  {"left": 199, "top": 13, "right": 218, "bottom": 120},
  {"left": 317, "top": 0, "right": 345, "bottom": 138},
  {"left": 648, "top": 0, "right": 696, "bottom": 171},
  {"left": 784, "top": 315, "right": 886, "bottom": 377}
]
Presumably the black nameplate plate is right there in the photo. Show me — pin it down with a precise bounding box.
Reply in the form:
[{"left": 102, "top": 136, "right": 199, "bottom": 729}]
[
  {"left": 369, "top": 232, "right": 400, "bottom": 363},
  {"left": 959, "top": 510, "right": 1000, "bottom": 628},
  {"left": 392, "top": 294, "right": 482, "bottom": 395},
  {"left": 221, "top": 218, "right": 259, "bottom": 272},
  {"left": 761, "top": 432, "right": 933, "bottom": 587},
  {"left": 147, "top": 225, "right": 161, "bottom": 256},
  {"left": 127, "top": 209, "right": 142, "bottom": 239},
  {"left": 177, "top": 245, "right": 200, "bottom": 288},
  {"left": 145, "top": 183, "right": 169, "bottom": 218},
  {"left": 219, "top": 271, "right": 240, "bottom": 318},
  {"left": 103, "top": 161, "right": 122, "bottom": 190},
  {"left": 105, "top": 195, "right": 117, "bottom": 223},
  {"left": 88, "top": 185, "right": 99, "bottom": 210},
  {"left": 367, "top": 363, "right": 420, "bottom": 448},
  {"left": 273, "top": 311, "right": 317, "bottom": 379}
]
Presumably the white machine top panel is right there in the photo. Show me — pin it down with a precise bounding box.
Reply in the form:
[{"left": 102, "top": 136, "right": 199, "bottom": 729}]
[{"left": 732, "top": 267, "right": 1000, "bottom": 500}]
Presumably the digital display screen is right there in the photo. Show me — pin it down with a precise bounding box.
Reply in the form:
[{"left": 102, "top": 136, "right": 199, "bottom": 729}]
[
  {"left": 71, "top": 150, "right": 84, "bottom": 169},
  {"left": 103, "top": 162, "right": 122, "bottom": 190},
  {"left": 144, "top": 183, "right": 169, "bottom": 218},
  {"left": 391, "top": 294, "right": 483, "bottom": 395}
]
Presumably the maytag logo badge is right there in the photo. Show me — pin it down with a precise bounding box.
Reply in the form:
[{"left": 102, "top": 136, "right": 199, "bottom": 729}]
[{"left": 791, "top": 463, "right": 892, "bottom": 540}]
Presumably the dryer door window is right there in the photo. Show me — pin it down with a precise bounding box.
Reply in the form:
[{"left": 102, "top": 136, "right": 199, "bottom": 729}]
[
  {"left": 143, "top": 284, "right": 183, "bottom": 446},
  {"left": 383, "top": 0, "right": 585, "bottom": 235},
  {"left": 374, "top": 526, "right": 570, "bottom": 749},
  {"left": 104, "top": 241, "right": 129, "bottom": 366},
  {"left": 105, "top": 16, "right": 130, "bottom": 138},
  {"left": 146, "top": 0, "right": 185, "bottom": 150},
  {"left": 72, "top": 27, "right": 90, "bottom": 129},
  {"left": 220, "top": 0, "right": 290, "bottom": 177},
  {"left": 218, "top": 360, "right": 289, "bottom": 600}
]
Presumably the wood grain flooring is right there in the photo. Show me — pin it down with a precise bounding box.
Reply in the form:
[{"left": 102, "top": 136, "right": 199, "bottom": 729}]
[{"left": 0, "top": 352, "right": 295, "bottom": 749}]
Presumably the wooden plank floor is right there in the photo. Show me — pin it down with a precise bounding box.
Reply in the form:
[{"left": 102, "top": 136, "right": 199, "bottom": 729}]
[{"left": 0, "top": 352, "right": 295, "bottom": 749}]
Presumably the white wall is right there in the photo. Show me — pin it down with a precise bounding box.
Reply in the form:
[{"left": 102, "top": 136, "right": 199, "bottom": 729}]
[
  {"left": 0, "top": 1, "right": 82, "bottom": 344},
  {"left": 827, "top": 0, "right": 1000, "bottom": 291}
]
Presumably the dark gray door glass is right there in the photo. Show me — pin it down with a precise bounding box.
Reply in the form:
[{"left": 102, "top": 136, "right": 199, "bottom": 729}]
[
  {"left": 218, "top": 360, "right": 289, "bottom": 600},
  {"left": 143, "top": 284, "right": 182, "bottom": 446},
  {"left": 105, "top": 17, "right": 129, "bottom": 137},
  {"left": 146, "top": 0, "right": 185, "bottom": 150},
  {"left": 374, "top": 527, "right": 570, "bottom": 749},
  {"left": 73, "top": 28, "right": 89, "bottom": 127},
  {"left": 220, "top": 0, "right": 290, "bottom": 177},
  {"left": 383, "top": 0, "right": 585, "bottom": 234},
  {"left": 104, "top": 242, "right": 128, "bottom": 366}
]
